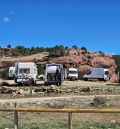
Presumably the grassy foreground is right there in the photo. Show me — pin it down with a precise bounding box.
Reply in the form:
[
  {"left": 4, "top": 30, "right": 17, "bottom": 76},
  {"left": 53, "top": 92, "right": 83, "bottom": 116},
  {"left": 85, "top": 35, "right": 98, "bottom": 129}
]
[{"left": 0, "top": 122, "right": 120, "bottom": 129}]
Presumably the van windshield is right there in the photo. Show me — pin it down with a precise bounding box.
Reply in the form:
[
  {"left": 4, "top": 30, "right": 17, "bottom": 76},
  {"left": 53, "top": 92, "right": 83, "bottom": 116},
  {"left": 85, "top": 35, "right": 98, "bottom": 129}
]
[
  {"left": 69, "top": 71, "right": 77, "bottom": 74},
  {"left": 105, "top": 71, "right": 108, "bottom": 75},
  {"left": 10, "top": 70, "right": 13, "bottom": 73},
  {"left": 87, "top": 71, "right": 91, "bottom": 75},
  {"left": 19, "top": 68, "right": 30, "bottom": 74}
]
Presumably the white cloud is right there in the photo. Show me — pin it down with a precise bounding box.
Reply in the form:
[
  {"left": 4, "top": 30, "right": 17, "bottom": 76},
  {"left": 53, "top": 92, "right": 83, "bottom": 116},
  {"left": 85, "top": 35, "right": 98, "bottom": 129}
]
[
  {"left": 3, "top": 17, "right": 10, "bottom": 22},
  {"left": 111, "top": 52, "right": 116, "bottom": 55},
  {"left": 106, "top": 52, "right": 116, "bottom": 55},
  {"left": 9, "top": 11, "right": 15, "bottom": 15}
]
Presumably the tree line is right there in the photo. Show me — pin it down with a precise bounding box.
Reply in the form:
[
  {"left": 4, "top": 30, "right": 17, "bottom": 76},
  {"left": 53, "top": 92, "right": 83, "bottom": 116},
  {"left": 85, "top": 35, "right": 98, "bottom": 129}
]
[{"left": 0, "top": 44, "right": 87, "bottom": 57}]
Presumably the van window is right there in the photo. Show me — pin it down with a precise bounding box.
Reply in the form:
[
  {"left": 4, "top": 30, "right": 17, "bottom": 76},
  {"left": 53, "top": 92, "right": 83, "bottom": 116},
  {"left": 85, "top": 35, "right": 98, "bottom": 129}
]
[
  {"left": 10, "top": 70, "right": 13, "bottom": 73},
  {"left": 105, "top": 71, "right": 108, "bottom": 75},
  {"left": 87, "top": 71, "right": 91, "bottom": 75},
  {"left": 69, "top": 71, "right": 77, "bottom": 74},
  {"left": 19, "top": 68, "right": 30, "bottom": 74}
]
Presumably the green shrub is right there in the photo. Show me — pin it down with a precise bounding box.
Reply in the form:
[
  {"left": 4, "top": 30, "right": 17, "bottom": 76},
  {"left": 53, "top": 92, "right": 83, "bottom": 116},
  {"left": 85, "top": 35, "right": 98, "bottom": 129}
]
[
  {"left": 93, "top": 96, "right": 107, "bottom": 107},
  {"left": 0, "top": 69, "right": 9, "bottom": 79}
]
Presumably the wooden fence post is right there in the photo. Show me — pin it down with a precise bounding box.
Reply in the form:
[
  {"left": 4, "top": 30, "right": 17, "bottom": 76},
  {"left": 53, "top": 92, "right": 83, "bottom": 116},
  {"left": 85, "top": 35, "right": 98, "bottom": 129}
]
[
  {"left": 14, "top": 103, "right": 18, "bottom": 129},
  {"left": 68, "top": 112, "right": 72, "bottom": 129}
]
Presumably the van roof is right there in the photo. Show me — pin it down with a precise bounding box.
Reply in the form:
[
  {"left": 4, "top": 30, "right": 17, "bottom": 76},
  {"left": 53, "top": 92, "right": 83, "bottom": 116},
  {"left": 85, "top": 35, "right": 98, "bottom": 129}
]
[
  {"left": 91, "top": 68, "right": 108, "bottom": 71},
  {"left": 69, "top": 68, "right": 78, "bottom": 71}
]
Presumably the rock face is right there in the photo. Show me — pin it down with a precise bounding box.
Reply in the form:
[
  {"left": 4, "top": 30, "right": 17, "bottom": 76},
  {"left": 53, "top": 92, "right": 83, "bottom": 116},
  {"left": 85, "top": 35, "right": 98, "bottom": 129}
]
[
  {"left": 0, "top": 52, "right": 48, "bottom": 69},
  {"left": 0, "top": 49, "right": 117, "bottom": 82},
  {"left": 49, "top": 50, "right": 117, "bottom": 81}
]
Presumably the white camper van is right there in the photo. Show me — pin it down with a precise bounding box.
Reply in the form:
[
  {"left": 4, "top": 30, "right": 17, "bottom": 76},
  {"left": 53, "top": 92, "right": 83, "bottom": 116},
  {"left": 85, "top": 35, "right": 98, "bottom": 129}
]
[
  {"left": 9, "top": 66, "right": 15, "bottom": 78},
  {"left": 83, "top": 68, "right": 109, "bottom": 81},
  {"left": 14, "top": 62, "right": 38, "bottom": 84},
  {"left": 67, "top": 68, "right": 78, "bottom": 80},
  {"left": 44, "top": 63, "right": 64, "bottom": 85}
]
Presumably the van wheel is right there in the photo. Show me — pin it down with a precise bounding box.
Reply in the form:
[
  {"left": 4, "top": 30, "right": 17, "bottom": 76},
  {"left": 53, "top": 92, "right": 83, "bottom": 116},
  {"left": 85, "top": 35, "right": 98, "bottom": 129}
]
[
  {"left": 59, "top": 82, "right": 62, "bottom": 86},
  {"left": 44, "top": 82, "right": 48, "bottom": 86},
  {"left": 84, "top": 78, "right": 88, "bottom": 81},
  {"left": 31, "top": 80, "right": 36, "bottom": 85},
  {"left": 99, "top": 78, "right": 105, "bottom": 81}
]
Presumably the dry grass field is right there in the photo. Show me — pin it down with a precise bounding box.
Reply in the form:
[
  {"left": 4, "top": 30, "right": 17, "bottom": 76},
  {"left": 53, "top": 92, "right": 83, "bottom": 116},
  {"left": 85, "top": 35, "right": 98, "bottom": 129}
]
[{"left": 0, "top": 80, "right": 119, "bottom": 128}]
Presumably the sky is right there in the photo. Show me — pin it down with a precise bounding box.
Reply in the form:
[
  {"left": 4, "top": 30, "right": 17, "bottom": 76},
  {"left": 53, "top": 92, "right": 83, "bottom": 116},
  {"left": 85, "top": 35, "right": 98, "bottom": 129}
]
[{"left": 0, "top": 0, "right": 120, "bottom": 54}]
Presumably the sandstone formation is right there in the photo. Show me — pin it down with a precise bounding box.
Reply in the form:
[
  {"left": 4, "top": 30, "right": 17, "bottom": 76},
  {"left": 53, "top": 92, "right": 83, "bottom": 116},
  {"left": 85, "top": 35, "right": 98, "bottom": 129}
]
[{"left": 49, "top": 50, "right": 117, "bottom": 81}]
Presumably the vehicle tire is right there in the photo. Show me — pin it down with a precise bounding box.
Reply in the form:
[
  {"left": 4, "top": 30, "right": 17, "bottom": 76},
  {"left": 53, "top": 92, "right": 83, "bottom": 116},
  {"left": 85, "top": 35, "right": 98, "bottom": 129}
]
[
  {"left": 44, "top": 82, "right": 48, "bottom": 86},
  {"left": 118, "top": 79, "right": 120, "bottom": 83},
  {"left": 84, "top": 78, "right": 88, "bottom": 81},
  {"left": 99, "top": 78, "right": 105, "bottom": 81},
  {"left": 103, "top": 79, "right": 106, "bottom": 82},
  {"left": 59, "top": 82, "right": 62, "bottom": 86},
  {"left": 31, "top": 79, "right": 36, "bottom": 85}
]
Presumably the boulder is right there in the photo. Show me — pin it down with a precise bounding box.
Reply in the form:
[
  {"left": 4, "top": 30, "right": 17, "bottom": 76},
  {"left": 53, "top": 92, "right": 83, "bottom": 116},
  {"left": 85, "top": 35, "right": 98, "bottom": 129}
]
[
  {"left": 67, "top": 48, "right": 79, "bottom": 55},
  {"left": 109, "top": 73, "right": 118, "bottom": 83}
]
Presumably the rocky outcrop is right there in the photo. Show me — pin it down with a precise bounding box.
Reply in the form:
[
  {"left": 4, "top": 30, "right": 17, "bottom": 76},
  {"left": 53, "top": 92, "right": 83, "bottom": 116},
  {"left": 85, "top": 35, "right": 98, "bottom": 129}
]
[
  {"left": 0, "top": 47, "right": 14, "bottom": 52},
  {"left": 0, "top": 52, "right": 49, "bottom": 69},
  {"left": 49, "top": 50, "right": 117, "bottom": 82}
]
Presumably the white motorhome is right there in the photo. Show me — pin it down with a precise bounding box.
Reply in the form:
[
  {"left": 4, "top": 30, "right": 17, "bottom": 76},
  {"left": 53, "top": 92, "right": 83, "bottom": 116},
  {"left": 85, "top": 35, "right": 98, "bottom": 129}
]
[
  {"left": 67, "top": 68, "right": 78, "bottom": 80},
  {"left": 14, "top": 62, "right": 38, "bottom": 84},
  {"left": 44, "top": 63, "right": 64, "bottom": 85},
  {"left": 83, "top": 68, "right": 109, "bottom": 81},
  {"left": 9, "top": 66, "right": 15, "bottom": 78}
]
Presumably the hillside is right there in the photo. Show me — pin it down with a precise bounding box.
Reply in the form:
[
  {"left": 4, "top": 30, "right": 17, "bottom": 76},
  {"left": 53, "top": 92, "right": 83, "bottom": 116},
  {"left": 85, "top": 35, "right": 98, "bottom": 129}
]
[{"left": 0, "top": 46, "right": 117, "bottom": 82}]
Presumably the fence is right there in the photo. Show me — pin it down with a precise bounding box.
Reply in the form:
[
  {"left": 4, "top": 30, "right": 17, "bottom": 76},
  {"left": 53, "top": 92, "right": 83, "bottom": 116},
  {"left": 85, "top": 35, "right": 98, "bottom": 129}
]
[{"left": 0, "top": 105, "right": 120, "bottom": 129}]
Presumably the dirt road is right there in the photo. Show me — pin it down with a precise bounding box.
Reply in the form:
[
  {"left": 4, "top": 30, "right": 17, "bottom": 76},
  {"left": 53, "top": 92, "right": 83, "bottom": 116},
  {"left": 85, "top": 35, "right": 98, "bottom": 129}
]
[{"left": 0, "top": 95, "right": 119, "bottom": 109}]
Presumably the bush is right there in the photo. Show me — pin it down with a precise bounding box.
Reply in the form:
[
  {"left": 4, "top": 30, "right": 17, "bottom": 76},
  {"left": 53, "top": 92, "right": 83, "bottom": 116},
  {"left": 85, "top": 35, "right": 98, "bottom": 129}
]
[
  {"left": 72, "top": 45, "right": 78, "bottom": 49},
  {"left": 37, "top": 65, "right": 45, "bottom": 75},
  {"left": 113, "top": 55, "right": 120, "bottom": 73},
  {"left": 98, "top": 51, "right": 105, "bottom": 56},
  {"left": 93, "top": 96, "right": 107, "bottom": 107},
  {"left": 49, "top": 45, "right": 65, "bottom": 57},
  {"left": 0, "top": 69, "right": 9, "bottom": 80},
  {"left": 81, "top": 47, "right": 87, "bottom": 52}
]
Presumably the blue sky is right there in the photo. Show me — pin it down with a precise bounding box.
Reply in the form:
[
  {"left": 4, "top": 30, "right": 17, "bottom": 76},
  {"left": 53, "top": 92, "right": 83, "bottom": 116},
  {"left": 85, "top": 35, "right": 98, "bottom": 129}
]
[{"left": 0, "top": 0, "right": 120, "bottom": 54}]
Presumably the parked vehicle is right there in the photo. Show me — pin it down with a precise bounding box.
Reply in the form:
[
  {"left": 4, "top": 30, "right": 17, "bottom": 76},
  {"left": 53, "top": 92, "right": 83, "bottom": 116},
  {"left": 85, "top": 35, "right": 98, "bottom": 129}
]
[
  {"left": 37, "top": 74, "right": 45, "bottom": 81},
  {"left": 14, "top": 62, "right": 38, "bottom": 84},
  {"left": 44, "top": 63, "right": 64, "bottom": 85},
  {"left": 83, "top": 68, "right": 109, "bottom": 81},
  {"left": 67, "top": 68, "right": 78, "bottom": 81},
  {"left": 9, "top": 66, "right": 15, "bottom": 78}
]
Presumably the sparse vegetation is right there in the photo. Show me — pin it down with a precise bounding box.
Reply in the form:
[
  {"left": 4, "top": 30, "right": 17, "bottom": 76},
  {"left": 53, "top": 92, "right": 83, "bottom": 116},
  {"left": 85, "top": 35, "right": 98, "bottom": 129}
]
[
  {"left": 49, "top": 45, "right": 65, "bottom": 57},
  {"left": 72, "top": 45, "right": 78, "bottom": 49},
  {"left": 98, "top": 51, "right": 105, "bottom": 56},
  {"left": 0, "top": 69, "right": 9, "bottom": 80},
  {"left": 81, "top": 46, "right": 88, "bottom": 52},
  {"left": 113, "top": 55, "right": 120, "bottom": 73},
  {"left": 93, "top": 96, "right": 107, "bottom": 107},
  {"left": 37, "top": 65, "right": 45, "bottom": 75},
  {"left": 0, "top": 45, "right": 67, "bottom": 57},
  {"left": 0, "top": 122, "right": 120, "bottom": 129}
]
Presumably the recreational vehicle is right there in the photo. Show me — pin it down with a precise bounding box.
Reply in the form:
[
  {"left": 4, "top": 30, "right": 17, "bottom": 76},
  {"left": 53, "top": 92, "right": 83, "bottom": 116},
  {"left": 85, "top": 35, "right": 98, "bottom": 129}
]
[
  {"left": 44, "top": 63, "right": 64, "bottom": 85},
  {"left": 14, "top": 62, "right": 38, "bottom": 84},
  {"left": 83, "top": 68, "right": 109, "bottom": 81},
  {"left": 9, "top": 66, "right": 15, "bottom": 78},
  {"left": 67, "top": 68, "right": 78, "bottom": 80}
]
